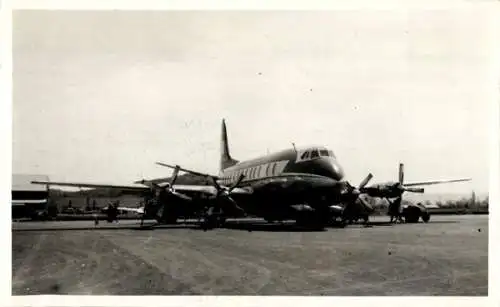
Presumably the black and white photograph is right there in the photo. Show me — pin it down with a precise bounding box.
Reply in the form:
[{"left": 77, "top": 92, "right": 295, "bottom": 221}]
[{"left": 7, "top": 5, "right": 496, "bottom": 300}]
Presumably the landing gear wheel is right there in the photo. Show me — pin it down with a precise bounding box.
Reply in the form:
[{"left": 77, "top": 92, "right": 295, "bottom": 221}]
[
  {"left": 202, "top": 215, "right": 222, "bottom": 231},
  {"left": 421, "top": 212, "right": 430, "bottom": 223},
  {"left": 337, "top": 219, "right": 348, "bottom": 228},
  {"left": 404, "top": 212, "right": 420, "bottom": 223}
]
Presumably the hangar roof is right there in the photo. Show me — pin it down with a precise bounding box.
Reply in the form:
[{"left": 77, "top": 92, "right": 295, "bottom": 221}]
[{"left": 12, "top": 174, "right": 49, "bottom": 192}]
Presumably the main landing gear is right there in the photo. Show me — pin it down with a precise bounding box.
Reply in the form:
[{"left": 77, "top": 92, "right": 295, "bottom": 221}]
[
  {"left": 388, "top": 198, "right": 431, "bottom": 224},
  {"left": 200, "top": 207, "right": 226, "bottom": 231}
]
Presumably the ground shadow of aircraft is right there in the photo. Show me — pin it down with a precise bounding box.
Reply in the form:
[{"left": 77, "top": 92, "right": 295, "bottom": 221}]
[{"left": 217, "top": 220, "right": 328, "bottom": 232}]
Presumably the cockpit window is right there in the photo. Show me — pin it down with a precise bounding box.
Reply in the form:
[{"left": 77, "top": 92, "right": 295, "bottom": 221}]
[
  {"left": 300, "top": 151, "right": 310, "bottom": 160},
  {"left": 310, "top": 149, "right": 319, "bottom": 158},
  {"left": 320, "top": 149, "right": 329, "bottom": 157},
  {"left": 328, "top": 150, "right": 336, "bottom": 158}
]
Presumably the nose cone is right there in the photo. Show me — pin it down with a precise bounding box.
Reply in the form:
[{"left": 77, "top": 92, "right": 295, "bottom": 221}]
[
  {"left": 316, "top": 158, "right": 345, "bottom": 181},
  {"left": 330, "top": 160, "right": 345, "bottom": 181}
]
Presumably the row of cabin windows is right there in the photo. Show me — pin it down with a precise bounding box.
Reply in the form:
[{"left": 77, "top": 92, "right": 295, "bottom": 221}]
[{"left": 220, "top": 162, "right": 280, "bottom": 185}]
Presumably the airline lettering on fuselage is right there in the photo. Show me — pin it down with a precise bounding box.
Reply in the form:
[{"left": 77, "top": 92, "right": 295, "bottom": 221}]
[{"left": 219, "top": 160, "right": 289, "bottom": 185}]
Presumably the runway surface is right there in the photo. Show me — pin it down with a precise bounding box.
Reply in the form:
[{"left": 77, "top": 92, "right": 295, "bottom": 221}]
[{"left": 12, "top": 215, "right": 488, "bottom": 296}]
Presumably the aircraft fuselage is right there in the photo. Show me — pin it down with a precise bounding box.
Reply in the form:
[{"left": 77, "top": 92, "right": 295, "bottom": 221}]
[{"left": 217, "top": 146, "right": 348, "bottom": 220}]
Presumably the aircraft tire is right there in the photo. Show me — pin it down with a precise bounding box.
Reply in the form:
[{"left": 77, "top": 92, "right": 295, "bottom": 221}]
[
  {"left": 333, "top": 219, "right": 348, "bottom": 228},
  {"left": 403, "top": 207, "right": 420, "bottom": 223},
  {"left": 421, "top": 212, "right": 431, "bottom": 223}
]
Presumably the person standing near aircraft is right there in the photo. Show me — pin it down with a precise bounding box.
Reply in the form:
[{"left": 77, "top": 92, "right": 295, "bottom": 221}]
[{"left": 388, "top": 197, "right": 404, "bottom": 223}]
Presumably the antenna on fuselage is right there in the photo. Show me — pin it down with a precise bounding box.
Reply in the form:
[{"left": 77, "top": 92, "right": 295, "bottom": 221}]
[{"left": 291, "top": 142, "right": 297, "bottom": 154}]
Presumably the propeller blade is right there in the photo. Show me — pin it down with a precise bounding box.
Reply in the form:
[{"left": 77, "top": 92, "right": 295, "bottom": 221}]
[
  {"left": 209, "top": 176, "right": 221, "bottom": 190},
  {"left": 226, "top": 196, "right": 245, "bottom": 213},
  {"left": 171, "top": 190, "right": 192, "bottom": 201},
  {"left": 358, "top": 173, "right": 373, "bottom": 189},
  {"left": 228, "top": 174, "right": 245, "bottom": 192},
  {"left": 358, "top": 197, "right": 374, "bottom": 213},
  {"left": 170, "top": 165, "right": 181, "bottom": 186},
  {"left": 399, "top": 163, "right": 405, "bottom": 185},
  {"left": 403, "top": 187, "right": 425, "bottom": 193}
]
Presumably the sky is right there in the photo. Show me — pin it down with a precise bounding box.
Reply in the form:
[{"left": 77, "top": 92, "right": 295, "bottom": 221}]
[{"left": 12, "top": 10, "right": 496, "bottom": 196}]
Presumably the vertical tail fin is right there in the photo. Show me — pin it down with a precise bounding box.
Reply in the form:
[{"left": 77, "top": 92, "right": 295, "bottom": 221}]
[
  {"left": 220, "top": 119, "right": 238, "bottom": 171},
  {"left": 398, "top": 163, "right": 404, "bottom": 185}
]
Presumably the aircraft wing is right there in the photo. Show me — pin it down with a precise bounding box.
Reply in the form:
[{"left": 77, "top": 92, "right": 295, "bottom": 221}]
[
  {"left": 404, "top": 178, "right": 471, "bottom": 187},
  {"left": 31, "top": 181, "right": 149, "bottom": 192}
]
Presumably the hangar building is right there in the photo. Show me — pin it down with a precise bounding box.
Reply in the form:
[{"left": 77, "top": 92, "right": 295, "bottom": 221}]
[{"left": 12, "top": 174, "right": 49, "bottom": 219}]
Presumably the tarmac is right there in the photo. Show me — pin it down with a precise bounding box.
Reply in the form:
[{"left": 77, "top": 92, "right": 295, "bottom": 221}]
[{"left": 11, "top": 215, "right": 488, "bottom": 295}]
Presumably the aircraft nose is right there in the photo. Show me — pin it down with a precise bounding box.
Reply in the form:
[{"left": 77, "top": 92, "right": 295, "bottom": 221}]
[
  {"left": 330, "top": 160, "right": 345, "bottom": 181},
  {"left": 317, "top": 157, "right": 344, "bottom": 181}
]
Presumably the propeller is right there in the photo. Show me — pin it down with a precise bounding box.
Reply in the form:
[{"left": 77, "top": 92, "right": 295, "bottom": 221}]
[
  {"left": 207, "top": 174, "right": 246, "bottom": 213},
  {"left": 344, "top": 173, "right": 373, "bottom": 199},
  {"left": 342, "top": 173, "right": 375, "bottom": 217},
  {"left": 154, "top": 162, "right": 247, "bottom": 225},
  {"left": 360, "top": 163, "right": 469, "bottom": 199},
  {"left": 136, "top": 165, "right": 192, "bottom": 226}
]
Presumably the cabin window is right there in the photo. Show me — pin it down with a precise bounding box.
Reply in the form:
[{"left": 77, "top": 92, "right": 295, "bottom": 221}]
[
  {"left": 320, "top": 149, "right": 329, "bottom": 157},
  {"left": 301, "top": 151, "right": 309, "bottom": 160},
  {"left": 310, "top": 149, "right": 319, "bottom": 158}
]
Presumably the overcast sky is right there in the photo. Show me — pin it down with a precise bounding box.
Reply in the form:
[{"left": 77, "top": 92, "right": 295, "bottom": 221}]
[{"left": 12, "top": 10, "right": 495, "bottom": 195}]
